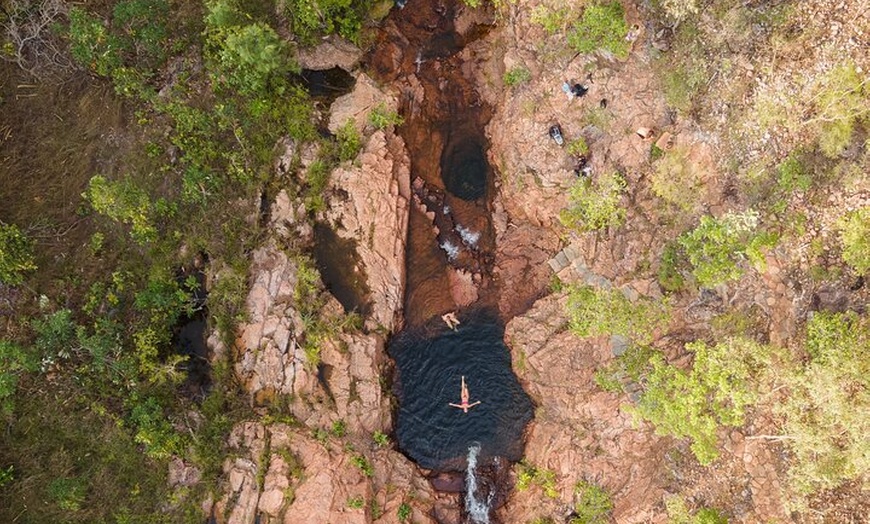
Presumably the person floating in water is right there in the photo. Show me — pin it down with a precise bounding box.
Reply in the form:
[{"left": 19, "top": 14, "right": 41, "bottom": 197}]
[
  {"left": 449, "top": 376, "right": 481, "bottom": 413},
  {"left": 442, "top": 311, "right": 460, "bottom": 330}
]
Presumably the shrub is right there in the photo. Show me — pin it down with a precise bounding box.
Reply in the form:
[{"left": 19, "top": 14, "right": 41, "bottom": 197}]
[
  {"left": 515, "top": 461, "right": 559, "bottom": 498},
  {"left": 68, "top": 7, "right": 123, "bottom": 76},
  {"left": 656, "top": 0, "right": 699, "bottom": 22},
  {"left": 84, "top": 175, "right": 160, "bottom": 244},
  {"left": 398, "top": 502, "right": 412, "bottom": 522},
  {"left": 837, "top": 206, "right": 870, "bottom": 275},
  {"left": 633, "top": 337, "right": 774, "bottom": 465},
  {"left": 373, "top": 430, "right": 389, "bottom": 447},
  {"left": 336, "top": 119, "right": 363, "bottom": 162},
  {"left": 283, "top": 0, "right": 367, "bottom": 44},
  {"left": 665, "top": 495, "right": 729, "bottom": 524},
  {"left": 567, "top": 285, "right": 669, "bottom": 345},
  {"left": 530, "top": 5, "right": 573, "bottom": 35},
  {"left": 0, "top": 340, "right": 38, "bottom": 414},
  {"left": 657, "top": 241, "right": 686, "bottom": 293},
  {"left": 810, "top": 61, "right": 869, "bottom": 158},
  {"left": 678, "top": 211, "right": 777, "bottom": 287},
  {"left": 128, "top": 396, "right": 184, "bottom": 459},
  {"left": 571, "top": 480, "right": 613, "bottom": 524},
  {"left": 368, "top": 102, "right": 404, "bottom": 130},
  {"left": 559, "top": 171, "right": 626, "bottom": 233},
  {"left": 777, "top": 311, "right": 869, "bottom": 495},
  {"left": 218, "top": 23, "right": 288, "bottom": 95},
  {"left": 351, "top": 454, "right": 373, "bottom": 477},
  {"left": 347, "top": 496, "right": 364, "bottom": 509},
  {"left": 503, "top": 66, "right": 532, "bottom": 87},
  {"left": 652, "top": 145, "right": 705, "bottom": 211},
  {"left": 0, "top": 222, "right": 36, "bottom": 285},
  {"left": 593, "top": 344, "right": 655, "bottom": 394},
  {"left": 567, "top": 137, "right": 589, "bottom": 157},
  {"left": 567, "top": 2, "right": 630, "bottom": 59}
]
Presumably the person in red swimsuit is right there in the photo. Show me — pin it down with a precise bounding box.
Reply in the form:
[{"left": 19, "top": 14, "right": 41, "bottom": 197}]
[{"left": 449, "top": 376, "right": 481, "bottom": 413}]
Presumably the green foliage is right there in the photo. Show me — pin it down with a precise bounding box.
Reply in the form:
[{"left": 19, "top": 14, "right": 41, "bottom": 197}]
[
  {"left": 351, "top": 454, "right": 374, "bottom": 477},
  {"left": 777, "top": 311, "right": 869, "bottom": 494},
  {"left": 678, "top": 211, "right": 777, "bottom": 287},
  {"left": 218, "top": 23, "right": 288, "bottom": 96},
  {"left": 128, "top": 395, "right": 184, "bottom": 459},
  {"left": 331, "top": 419, "right": 347, "bottom": 437},
  {"left": 0, "top": 465, "right": 13, "bottom": 487},
  {"left": 0, "top": 340, "right": 38, "bottom": 414},
  {"left": 837, "top": 206, "right": 870, "bottom": 275},
  {"left": 665, "top": 495, "right": 728, "bottom": 524},
  {"left": 68, "top": 7, "right": 123, "bottom": 76},
  {"left": 47, "top": 476, "right": 87, "bottom": 511},
  {"left": 373, "top": 430, "right": 389, "bottom": 447},
  {"left": 656, "top": 0, "right": 699, "bottom": 22},
  {"left": 284, "top": 0, "right": 368, "bottom": 45},
  {"left": 567, "top": 2, "right": 630, "bottom": 59},
  {"left": 515, "top": 461, "right": 559, "bottom": 498},
  {"left": 368, "top": 102, "right": 404, "bottom": 130},
  {"left": 84, "top": 175, "right": 163, "bottom": 244},
  {"left": 398, "top": 502, "right": 412, "bottom": 522},
  {"left": 658, "top": 241, "right": 686, "bottom": 293},
  {"left": 593, "top": 344, "right": 655, "bottom": 394},
  {"left": 336, "top": 119, "right": 363, "bottom": 162},
  {"left": 0, "top": 222, "right": 36, "bottom": 285},
  {"left": 652, "top": 145, "right": 704, "bottom": 211},
  {"left": 348, "top": 495, "right": 365, "bottom": 509},
  {"left": 811, "top": 61, "right": 869, "bottom": 158},
  {"left": 570, "top": 480, "right": 613, "bottom": 524},
  {"left": 559, "top": 171, "right": 626, "bottom": 232},
  {"left": 504, "top": 66, "right": 532, "bottom": 87},
  {"left": 775, "top": 152, "right": 812, "bottom": 194},
  {"left": 633, "top": 338, "right": 774, "bottom": 465},
  {"left": 209, "top": 265, "right": 250, "bottom": 343},
  {"left": 32, "top": 308, "right": 77, "bottom": 360},
  {"left": 567, "top": 137, "right": 589, "bottom": 157},
  {"left": 530, "top": 5, "right": 573, "bottom": 35},
  {"left": 567, "top": 285, "right": 669, "bottom": 345}
]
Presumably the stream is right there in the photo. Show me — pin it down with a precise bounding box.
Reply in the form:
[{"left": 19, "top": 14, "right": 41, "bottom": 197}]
[{"left": 365, "top": 2, "right": 535, "bottom": 521}]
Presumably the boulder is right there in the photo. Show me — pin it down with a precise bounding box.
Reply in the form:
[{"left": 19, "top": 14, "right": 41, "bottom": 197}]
[
  {"left": 296, "top": 36, "right": 363, "bottom": 72},
  {"left": 325, "top": 129, "right": 411, "bottom": 332}
]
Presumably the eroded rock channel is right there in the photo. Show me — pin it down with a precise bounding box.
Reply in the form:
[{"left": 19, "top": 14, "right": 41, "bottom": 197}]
[{"left": 366, "top": 0, "right": 534, "bottom": 513}]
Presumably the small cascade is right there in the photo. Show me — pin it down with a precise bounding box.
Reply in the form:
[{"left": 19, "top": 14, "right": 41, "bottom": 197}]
[{"left": 465, "top": 444, "right": 493, "bottom": 524}]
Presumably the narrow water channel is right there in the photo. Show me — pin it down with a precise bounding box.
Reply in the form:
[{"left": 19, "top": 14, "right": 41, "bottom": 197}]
[{"left": 365, "top": 1, "right": 534, "bottom": 513}]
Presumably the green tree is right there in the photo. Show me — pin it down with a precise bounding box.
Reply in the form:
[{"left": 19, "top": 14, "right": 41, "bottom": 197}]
[
  {"left": 560, "top": 171, "right": 626, "bottom": 232},
  {"left": 633, "top": 338, "right": 774, "bottom": 465},
  {"left": 678, "top": 211, "right": 777, "bottom": 287},
  {"left": 567, "top": 285, "right": 669, "bottom": 345},
  {"left": 0, "top": 222, "right": 36, "bottom": 285},
  {"left": 778, "top": 311, "right": 869, "bottom": 494},
  {"left": 219, "top": 23, "right": 289, "bottom": 95}
]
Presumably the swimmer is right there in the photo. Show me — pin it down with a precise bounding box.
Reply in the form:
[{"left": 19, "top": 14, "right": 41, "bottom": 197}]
[{"left": 449, "top": 376, "right": 481, "bottom": 413}]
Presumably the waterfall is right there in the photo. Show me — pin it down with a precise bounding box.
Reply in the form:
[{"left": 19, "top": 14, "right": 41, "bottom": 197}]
[{"left": 465, "top": 444, "right": 492, "bottom": 524}]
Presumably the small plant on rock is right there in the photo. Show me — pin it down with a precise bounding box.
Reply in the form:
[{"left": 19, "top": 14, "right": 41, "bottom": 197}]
[
  {"left": 571, "top": 480, "right": 613, "bottom": 524},
  {"left": 368, "top": 102, "right": 404, "bottom": 130},
  {"left": 503, "top": 66, "right": 532, "bottom": 87}
]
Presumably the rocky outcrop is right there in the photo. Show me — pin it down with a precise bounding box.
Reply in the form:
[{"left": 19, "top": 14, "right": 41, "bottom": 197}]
[
  {"left": 213, "top": 422, "right": 436, "bottom": 524},
  {"left": 295, "top": 36, "right": 363, "bottom": 72},
  {"left": 499, "top": 292, "right": 668, "bottom": 523},
  {"left": 328, "top": 73, "right": 395, "bottom": 134},
  {"left": 325, "top": 127, "right": 411, "bottom": 332},
  {"left": 233, "top": 245, "right": 313, "bottom": 404}
]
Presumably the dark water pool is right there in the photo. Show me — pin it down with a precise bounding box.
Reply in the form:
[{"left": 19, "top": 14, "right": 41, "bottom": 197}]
[
  {"left": 389, "top": 310, "right": 534, "bottom": 471},
  {"left": 441, "top": 134, "right": 488, "bottom": 201}
]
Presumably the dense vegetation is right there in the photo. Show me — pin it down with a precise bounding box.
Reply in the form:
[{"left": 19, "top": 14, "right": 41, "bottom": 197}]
[{"left": 0, "top": 0, "right": 380, "bottom": 521}]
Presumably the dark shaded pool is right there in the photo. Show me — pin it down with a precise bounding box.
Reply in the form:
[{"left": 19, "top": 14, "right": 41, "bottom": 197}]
[
  {"left": 312, "top": 222, "right": 371, "bottom": 315},
  {"left": 299, "top": 67, "right": 356, "bottom": 99},
  {"left": 441, "top": 135, "right": 488, "bottom": 201},
  {"left": 389, "top": 310, "right": 533, "bottom": 471}
]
